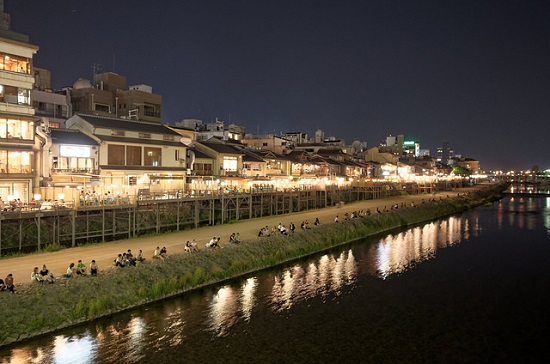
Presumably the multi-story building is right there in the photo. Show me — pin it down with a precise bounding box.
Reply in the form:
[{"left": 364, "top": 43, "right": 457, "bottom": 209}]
[
  {"left": 452, "top": 157, "right": 480, "bottom": 174},
  {"left": 70, "top": 72, "right": 162, "bottom": 124},
  {"left": 241, "top": 134, "right": 293, "bottom": 154},
  {"left": 402, "top": 140, "right": 420, "bottom": 157},
  {"left": 32, "top": 67, "right": 72, "bottom": 129},
  {"left": 61, "top": 113, "right": 188, "bottom": 201},
  {"left": 0, "top": 3, "right": 39, "bottom": 203},
  {"left": 437, "top": 141, "right": 454, "bottom": 165}
]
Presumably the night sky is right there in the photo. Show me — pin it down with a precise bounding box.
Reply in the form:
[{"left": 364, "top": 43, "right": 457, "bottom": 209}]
[{"left": 6, "top": 0, "right": 550, "bottom": 171}]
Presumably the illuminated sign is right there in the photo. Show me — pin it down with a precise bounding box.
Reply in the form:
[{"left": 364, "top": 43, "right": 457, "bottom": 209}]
[
  {"left": 403, "top": 141, "right": 416, "bottom": 145},
  {"left": 60, "top": 145, "right": 91, "bottom": 158}
]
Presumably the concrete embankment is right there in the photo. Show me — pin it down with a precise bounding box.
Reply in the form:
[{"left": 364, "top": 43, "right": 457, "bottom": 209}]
[{"left": 0, "top": 183, "right": 506, "bottom": 346}]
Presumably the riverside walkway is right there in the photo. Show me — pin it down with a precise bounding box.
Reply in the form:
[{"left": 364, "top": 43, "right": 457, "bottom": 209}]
[{"left": 0, "top": 185, "right": 483, "bottom": 290}]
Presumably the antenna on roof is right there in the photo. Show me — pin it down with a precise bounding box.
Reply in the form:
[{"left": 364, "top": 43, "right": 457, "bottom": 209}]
[{"left": 91, "top": 63, "right": 102, "bottom": 79}]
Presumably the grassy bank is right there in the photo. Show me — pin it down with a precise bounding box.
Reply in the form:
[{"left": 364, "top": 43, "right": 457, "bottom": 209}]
[{"left": 0, "top": 183, "right": 507, "bottom": 346}]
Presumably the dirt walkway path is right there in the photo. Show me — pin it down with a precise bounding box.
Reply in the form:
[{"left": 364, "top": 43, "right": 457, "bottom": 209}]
[{"left": 0, "top": 186, "right": 482, "bottom": 289}]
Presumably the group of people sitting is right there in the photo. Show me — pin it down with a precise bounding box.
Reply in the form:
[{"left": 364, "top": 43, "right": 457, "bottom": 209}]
[
  {"left": 31, "top": 264, "right": 56, "bottom": 283},
  {"left": 229, "top": 232, "right": 241, "bottom": 244},
  {"left": 0, "top": 273, "right": 15, "bottom": 293},
  {"left": 258, "top": 218, "right": 320, "bottom": 237},
  {"left": 205, "top": 237, "right": 221, "bottom": 249},
  {"left": 152, "top": 246, "right": 167, "bottom": 260},
  {"left": 184, "top": 240, "right": 199, "bottom": 253},
  {"left": 300, "top": 220, "right": 312, "bottom": 230},
  {"left": 258, "top": 225, "right": 276, "bottom": 237},
  {"left": 65, "top": 259, "right": 98, "bottom": 277},
  {"left": 335, "top": 210, "right": 372, "bottom": 223},
  {"left": 115, "top": 249, "right": 146, "bottom": 266}
]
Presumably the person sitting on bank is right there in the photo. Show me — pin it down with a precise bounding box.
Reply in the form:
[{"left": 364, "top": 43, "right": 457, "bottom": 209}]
[
  {"left": 31, "top": 267, "right": 43, "bottom": 283},
  {"left": 66, "top": 263, "right": 76, "bottom": 278},
  {"left": 136, "top": 249, "right": 146, "bottom": 263},
  {"left": 40, "top": 264, "right": 55, "bottom": 283},
  {"left": 126, "top": 249, "right": 137, "bottom": 266},
  {"left": 230, "top": 232, "right": 242, "bottom": 244},
  {"left": 160, "top": 246, "right": 168, "bottom": 258},
  {"left": 114, "top": 253, "right": 125, "bottom": 267},
  {"left": 90, "top": 260, "right": 98, "bottom": 276},
  {"left": 206, "top": 237, "right": 217, "bottom": 248},
  {"left": 4, "top": 274, "right": 14, "bottom": 293},
  {"left": 153, "top": 246, "right": 162, "bottom": 259},
  {"left": 76, "top": 260, "right": 87, "bottom": 275},
  {"left": 185, "top": 240, "right": 193, "bottom": 252}
]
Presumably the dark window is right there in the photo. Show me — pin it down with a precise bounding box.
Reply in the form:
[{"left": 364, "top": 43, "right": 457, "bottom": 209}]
[
  {"left": 108, "top": 145, "right": 125, "bottom": 165},
  {"left": 94, "top": 103, "right": 110, "bottom": 112},
  {"left": 126, "top": 146, "right": 141, "bottom": 165}
]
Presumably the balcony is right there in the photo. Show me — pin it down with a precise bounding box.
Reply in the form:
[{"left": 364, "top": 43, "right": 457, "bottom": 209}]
[{"left": 51, "top": 168, "right": 99, "bottom": 175}]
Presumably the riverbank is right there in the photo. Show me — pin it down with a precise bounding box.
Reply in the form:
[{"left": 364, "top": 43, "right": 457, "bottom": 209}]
[{"left": 0, "top": 183, "right": 506, "bottom": 346}]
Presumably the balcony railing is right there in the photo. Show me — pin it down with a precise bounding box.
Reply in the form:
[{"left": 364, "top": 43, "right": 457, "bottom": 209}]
[{"left": 51, "top": 168, "right": 99, "bottom": 175}]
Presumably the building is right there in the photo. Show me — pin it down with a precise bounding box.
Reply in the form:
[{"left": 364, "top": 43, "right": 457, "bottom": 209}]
[
  {"left": 241, "top": 134, "right": 293, "bottom": 154},
  {"left": 0, "top": 2, "right": 39, "bottom": 203},
  {"left": 176, "top": 118, "right": 245, "bottom": 141},
  {"left": 193, "top": 138, "right": 244, "bottom": 178},
  {"left": 64, "top": 113, "right": 187, "bottom": 198},
  {"left": 382, "top": 134, "right": 405, "bottom": 156},
  {"left": 437, "top": 141, "right": 454, "bottom": 165},
  {"left": 453, "top": 157, "right": 480, "bottom": 174},
  {"left": 32, "top": 67, "right": 72, "bottom": 129},
  {"left": 402, "top": 140, "right": 420, "bottom": 157},
  {"left": 37, "top": 128, "right": 100, "bottom": 201},
  {"left": 70, "top": 72, "right": 162, "bottom": 124}
]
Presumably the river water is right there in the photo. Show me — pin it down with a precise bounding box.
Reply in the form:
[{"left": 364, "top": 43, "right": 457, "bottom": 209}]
[{"left": 1, "top": 195, "right": 549, "bottom": 363}]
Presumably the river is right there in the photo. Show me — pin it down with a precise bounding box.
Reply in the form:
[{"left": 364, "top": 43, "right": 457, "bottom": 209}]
[{"left": 1, "top": 195, "right": 549, "bottom": 363}]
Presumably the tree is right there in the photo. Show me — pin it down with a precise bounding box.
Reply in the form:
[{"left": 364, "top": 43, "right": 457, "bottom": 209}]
[{"left": 452, "top": 165, "right": 471, "bottom": 176}]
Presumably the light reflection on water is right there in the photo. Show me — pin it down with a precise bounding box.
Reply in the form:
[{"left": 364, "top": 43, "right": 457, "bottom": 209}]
[
  {"left": 270, "top": 250, "right": 358, "bottom": 312},
  {"left": 3, "top": 197, "right": 548, "bottom": 363},
  {"left": 373, "top": 215, "right": 479, "bottom": 279},
  {"left": 497, "top": 196, "right": 549, "bottom": 232}
]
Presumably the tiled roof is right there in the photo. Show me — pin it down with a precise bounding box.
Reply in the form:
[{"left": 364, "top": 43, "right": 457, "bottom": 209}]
[
  {"left": 98, "top": 135, "right": 183, "bottom": 147},
  {"left": 189, "top": 148, "right": 211, "bottom": 159},
  {"left": 75, "top": 114, "right": 180, "bottom": 135},
  {"left": 50, "top": 128, "right": 99, "bottom": 145},
  {"left": 201, "top": 141, "right": 244, "bottom": 155},
  {"left": 242, "top": 150, "right": 266, "bottom": 162},
  {"left": 256, "top": 150, "right": 291, "bottom": 161}
]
